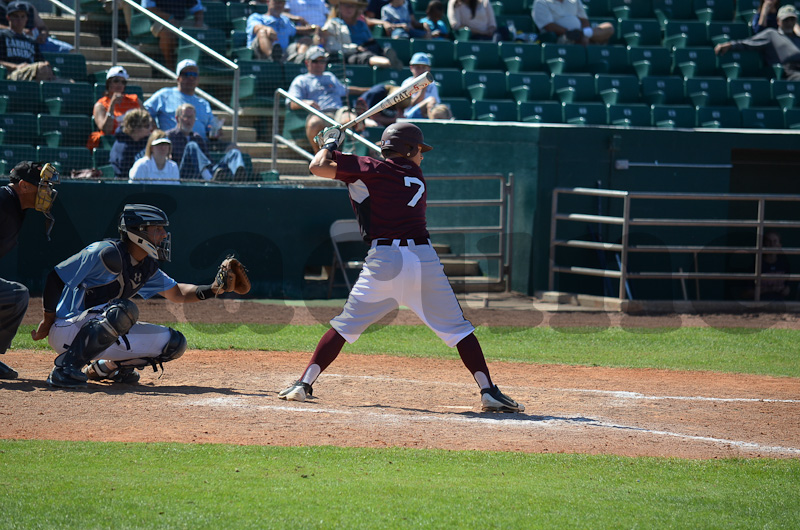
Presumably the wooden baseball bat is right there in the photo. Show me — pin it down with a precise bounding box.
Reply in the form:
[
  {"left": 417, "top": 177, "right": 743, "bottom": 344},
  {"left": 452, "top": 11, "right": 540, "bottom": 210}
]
[{"left": 339, "top": 71, "right": 434, "bottom": 131}]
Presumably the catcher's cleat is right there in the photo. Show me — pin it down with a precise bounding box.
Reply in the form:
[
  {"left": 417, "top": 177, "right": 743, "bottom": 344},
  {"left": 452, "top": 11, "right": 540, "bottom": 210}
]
[
  {"left": 84, "top": 361, "right": 140, "bottom": 384},
  {"left": 0, "top": 360, "right": 18, "bottom": 380},
  {"left": 278, "top": 381, "right": 313, "bottom": 402},
  {"left": 47, "top": 366, "right": 88, "bottom": 388},
  {"left": 480, "top": 385, "right": 525, "bottom": 413}
]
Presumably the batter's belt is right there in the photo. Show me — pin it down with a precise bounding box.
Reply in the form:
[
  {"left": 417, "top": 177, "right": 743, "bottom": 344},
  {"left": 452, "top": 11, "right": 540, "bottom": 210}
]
[{"left": 373, "top": 238, "right": 430, "bottom": 247}]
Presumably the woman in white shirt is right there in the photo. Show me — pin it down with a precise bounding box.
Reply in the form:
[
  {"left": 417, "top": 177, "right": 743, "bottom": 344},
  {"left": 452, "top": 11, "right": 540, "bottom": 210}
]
[{"left": 128, "top": 130, "right": 180, "bottom": 184}]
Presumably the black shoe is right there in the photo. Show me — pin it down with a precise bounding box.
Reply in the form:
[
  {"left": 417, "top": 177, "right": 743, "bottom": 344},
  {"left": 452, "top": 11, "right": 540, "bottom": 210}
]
[
  {"left": 47, "top": 366, "right": 88, "bottom": 388},
  {"left": 233, "top": 167, "right": 247, "bottom": 181},
  {"left": 213, "top": 167, "right": 233, "bottom": 181},
  {"left": 480, "top": 385, "right": 525, "bottom": 412},
  {"left": 111, "top": 367, "right": 140, "bottom": 385},
  {"left": 0, "top": 360, "right": 18, "bottom": 380}
]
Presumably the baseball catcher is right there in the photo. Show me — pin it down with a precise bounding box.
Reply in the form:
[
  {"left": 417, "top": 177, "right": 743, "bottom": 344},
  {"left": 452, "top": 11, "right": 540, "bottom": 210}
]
[{"left": 32, "top": 204, "right": 251, "bottom": 388}]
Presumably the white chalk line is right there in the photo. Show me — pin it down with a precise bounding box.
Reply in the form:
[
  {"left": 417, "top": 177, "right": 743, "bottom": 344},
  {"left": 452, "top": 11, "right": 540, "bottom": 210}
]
[
  {"left": 187, "top": 396, "right": 800, "bottom": 456},
  {"left": 321, "top": 373, "right": 800, "bottom": 404}
]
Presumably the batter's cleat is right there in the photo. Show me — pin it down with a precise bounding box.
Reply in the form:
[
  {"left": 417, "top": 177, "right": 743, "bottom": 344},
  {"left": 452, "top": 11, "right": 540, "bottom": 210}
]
[
  {"left": 83, "top": 361, "right": 140, "bottom": 384},
  {"left": 47, "top": 366, "right": 88, "bottom": 388},
  {"left": 0, "top": 360, "right": 18, "bottom": 380},
  {"left": 480, "top": 385, "right": 525, "bottom": 413},
  {"left": 278, "top": 380, "right": 312, "bottom": 402}
]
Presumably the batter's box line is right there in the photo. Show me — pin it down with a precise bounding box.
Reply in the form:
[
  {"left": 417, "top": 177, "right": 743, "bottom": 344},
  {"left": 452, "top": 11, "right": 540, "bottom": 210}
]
[
  {"left": 186, "top": 397, "right": 800, "bottom": 457},
  {"left": 323, "top": 374, "right": 800, "bottom": 404}
]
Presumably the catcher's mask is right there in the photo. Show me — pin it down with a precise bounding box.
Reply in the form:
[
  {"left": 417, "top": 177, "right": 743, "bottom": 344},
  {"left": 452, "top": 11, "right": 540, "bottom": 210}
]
[
  {"left": 118, "top": 204, "right": 172, "bottom": 262},
  {"left": 10, "top": 161, "right": 60, "bottom": 240},
  {"left": 379, "top": 122, "right": 433, "bottom": 158}
]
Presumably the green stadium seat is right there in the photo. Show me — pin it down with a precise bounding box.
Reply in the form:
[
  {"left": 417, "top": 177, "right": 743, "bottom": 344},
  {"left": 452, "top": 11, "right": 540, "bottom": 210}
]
[
  {"left": 0, "top": 80, "right": 40, "bottom": 114},
  {"left": 736, "top": 0, "right": 760, "bottom": 24},
  {"left": 43, "top": 52, "right": 88, "bottom": 82},
  {"left": 0, "top": 144, "right": 36, "bottom": 166},
  {"left": 619, "top": 19, "right": 662, "bottom": 47},
  {"left": 706, "top": 21, "right": 750, "bottom": 46},
  {"left": 586, "top": 45, "right": 631, "bottom": 74},
  {"left": 542, "top": 43, "right": 587, "bottom": 74},
  {"left": 440, "top": 98, "right": 473, "bottom": 120},
  {"left": 431, "top": 68, "right": 465, "bottom": 98},
  {"left": 663, "top": 20, "right": 710, "bottom": 49},
  {"left": 728, "top": 78, "right": 773, "bottom": 110},
  {"left": 563, "top": 102, "right": 607, "bottom": 125},
  {"left": 552, "top": 74, "right": 596, "bottom": 103},
  {"left": 628, "top": 46, "right": 672, "bottom": 79},
  {"left": 652, "top": 0, "right": 696, "bottom": 24},
  {"left": 595, "top": 74, "right": 640, "bottom": 104},
  {"left": 652, "top": 104, "right": 696, "bottom": 128},
  {"left": 93, "top": 147, "right": 111, "bottom": 168},
  {"left": 784, "top": 108, "right": 800, "bottom": 129},
  {"left": 464, "top": 70, "right": 508, "bottom": 100},
  {"left": 497, "top": 14, "right": 534, "bottom": 35},
  {"left": 581, "top": 0, "right": 613, "bottom": 17},
  {"left": 641, "top": 76, "right": 686, "bottom": 104},
  {"left": 178, "top": 27, "right": 229, "bottom": 74},
  {"left": 410, "top": 39, "right": 459, "bottom": 68},
  {"left": 455, "top": 41, "right": 500, "bottom": 71},
  {"left": 39, "top": 82, "right": 94, "bottom": 116},
  {"left": 340, "top": 64, "right": 375, "bottom": 88},
  {"left": 0, "top": 113, "right": 38, "bottom": 146},
  {"left": 498, "top": 0, "right": 528, "bottom": 15},
  {"left": 203, "top": 1, "right": 229, "bottom": 31},
  {"left": 235, "top": 61, "right": 288, "bottom": 107},
  {"left": 227, "top": 1, "right": 267, "bottom": 22},
  {"left": 696, "top": 106, "right": 741, "bottom": 128},
  {"left": 498, "top": 42, "right": 544, "bottom": 73},
  {"left": 771, "top": 80, "right": 800, "bottom": 110},
  {"left": 128, "top": 13, "right": 158, "bottom": 46},
  {"left": 607, "top": 103, "right": 651, "bottom": 126},
  {"left": 375, "top": 37, "right": 412, "bottom": 65},
  {"left": 686, "top": 77, "right": 729, "bottom": 106},
  {"left": 609, "top": 0, "right": 656, "bottom": 20},
  {"left": 473, "top": 99, "right": 518, "bottom": 121},
  {"left": 740, "top": 108, "right": 784, "bottom": 129},
  {"left": 37, "top": 114, "right": 93, "bottom": 148},
  {"left": 518, "top": 101, "right": 562, "bottom": 123},
  {"left": 672, "top": 47, "right": 719, "bottom": 78},
  {"left": 373, "top": 66, "right": 412, "bottom": 85},
  {"left": 506, "top": 72, "right": 551, "bottom": 102},
  {"left": 37, "top": 146, "right": 94, "bottom": 173},
  {"left": 693, "top": 0, "right": 736, "bottom": 22},
  {"left": 717, "top": 50, "right": 765, "bottom": 80}
]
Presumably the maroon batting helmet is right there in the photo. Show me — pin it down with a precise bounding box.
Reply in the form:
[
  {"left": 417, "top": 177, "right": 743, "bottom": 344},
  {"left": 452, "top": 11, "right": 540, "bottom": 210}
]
[{"left": 379, "top": 123, "right": 433, "bottom": 158}]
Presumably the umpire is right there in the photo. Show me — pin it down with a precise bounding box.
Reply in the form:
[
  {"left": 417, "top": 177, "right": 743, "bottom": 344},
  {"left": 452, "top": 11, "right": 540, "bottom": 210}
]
[{"left": 0, "top": 161, "right": 59, "bottom": 379}]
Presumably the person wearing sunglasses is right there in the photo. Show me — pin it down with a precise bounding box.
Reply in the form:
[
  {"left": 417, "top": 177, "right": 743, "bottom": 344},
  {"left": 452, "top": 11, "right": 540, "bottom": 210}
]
[{"left": 87, "top": 66, "right": 144, "bottom": 150}]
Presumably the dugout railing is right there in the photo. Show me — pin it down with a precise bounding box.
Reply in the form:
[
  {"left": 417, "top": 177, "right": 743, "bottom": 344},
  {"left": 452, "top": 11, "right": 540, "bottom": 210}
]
[{"left": 549, "top": 187, "right": 800, "bottom": 302}]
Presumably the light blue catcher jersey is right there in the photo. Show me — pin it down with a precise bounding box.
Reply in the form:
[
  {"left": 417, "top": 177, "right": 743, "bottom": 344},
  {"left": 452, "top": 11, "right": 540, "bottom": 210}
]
[{"left": 54, "top": 240, "right": 177, "bottom": 319}]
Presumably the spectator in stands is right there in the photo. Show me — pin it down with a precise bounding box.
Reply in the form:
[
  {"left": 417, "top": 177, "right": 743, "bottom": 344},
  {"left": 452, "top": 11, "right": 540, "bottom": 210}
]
[
  {"left": 364, "top": 0, "right": 412, "bottom": 33},
  {"left": 354, "top": 83, "right": 412, "bottom": 126},
  {"left": 247, "top": 0, "right": 320, "bottom": 63},
  {"left": 420, "top": 0, "right": 450, "bottom": 40},
  {"left": 0, "top": 1, "right": 54, "bottom": 81},
  {"left": 87, "top": 66, "right": 144, "bottom": 150},
  {"left": 448, "top": 0, "right": 510, "bottom": 41},
  {"left": 320, "top": 0, "right": 399, "bottom": 68},
  {"left": 287, "top": 46, "right": 368, "bottom": 150},
  {"left": 129, "top": 130, "right": 181, "bottom": 184},
  {"left": 110, "top": 108, "right": 154, "bottom": 179},
  {"left": 166, "top": 103, "right": 247, "bottom": 181},
  {"left": 400, "top": 52, "right": 440, "bottom": 119},
  {"left": 429, "top": 103, "right": 453, "bottom": 119},
  {"left": 531, "top": 0, "right": 614, "bottom": 45},
  {"left": 286, "top": 0, "right": 330, "bottom": 28},
  {"left": 14, "top": 1, "right": 74, "bottom": 53},
  {"left": 715, "top": 5, "right": 800, "bottom": 80},
  {"left": 144, "top": 0, "right": 206, "bottom": 71},
  {"left": 753, "top": 0, "right": 781, "bottom": 34},
  {"left": 381, "top": 0, "right": 430, "bottom": 39}
]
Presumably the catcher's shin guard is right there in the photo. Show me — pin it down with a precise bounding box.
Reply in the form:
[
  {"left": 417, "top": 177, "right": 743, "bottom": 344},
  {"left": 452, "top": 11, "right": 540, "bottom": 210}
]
[
  {"left": 117, "top": 328, "right": 187, "bottom": 373},
  {"left": 49, "top": 299, "right": 139, "bottom": 388}
]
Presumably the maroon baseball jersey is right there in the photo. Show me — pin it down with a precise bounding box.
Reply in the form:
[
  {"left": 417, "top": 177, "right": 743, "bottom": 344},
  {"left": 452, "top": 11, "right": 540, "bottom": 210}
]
[{"left": 334, "top": 153, "right": 430, "bottom": 241}]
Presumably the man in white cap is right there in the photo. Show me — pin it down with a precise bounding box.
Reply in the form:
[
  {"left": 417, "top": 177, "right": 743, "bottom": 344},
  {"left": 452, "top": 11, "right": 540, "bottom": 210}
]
[
  {"left": 715, "top": 5, "right": 800, "bottom": 80},
  {"left": 400, "top": 52, "right": 440, "bottom": 119},
  {"left": 287, "top": 46, "right": 368, "bottom": 150}
]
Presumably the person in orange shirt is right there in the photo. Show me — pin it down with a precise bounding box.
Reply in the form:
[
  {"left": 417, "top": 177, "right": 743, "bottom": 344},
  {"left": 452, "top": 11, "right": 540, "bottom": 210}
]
[{"left": 87, "top": 66, "right": 144, "bottom": 150}]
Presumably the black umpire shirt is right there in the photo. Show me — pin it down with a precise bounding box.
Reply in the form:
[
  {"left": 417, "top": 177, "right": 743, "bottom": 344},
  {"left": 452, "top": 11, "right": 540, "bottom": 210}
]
[{"left": 0, "top": 185, "right": 26, "bottom": 259}]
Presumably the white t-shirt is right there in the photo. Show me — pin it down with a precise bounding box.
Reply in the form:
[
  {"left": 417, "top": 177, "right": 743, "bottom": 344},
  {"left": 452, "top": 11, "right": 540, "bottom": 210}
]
[
  {"left": 128, "top": 157, "right": 181, "bottom": 184},
  {"left": 532, "top": 0, "right": 586, "bottom": 31}
]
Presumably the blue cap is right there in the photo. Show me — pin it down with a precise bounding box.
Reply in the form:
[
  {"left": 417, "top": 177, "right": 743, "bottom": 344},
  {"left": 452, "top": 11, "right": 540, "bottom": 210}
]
[{"left": 409, "top": 52, "right": 431, "bottom": 66}]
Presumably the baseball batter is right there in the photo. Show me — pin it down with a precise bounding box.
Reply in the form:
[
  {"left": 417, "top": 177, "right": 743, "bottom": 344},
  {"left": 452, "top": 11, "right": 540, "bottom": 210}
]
[
  {"left": 32, "top": 204, "right": 248, "bottom": 388},
  {"left": 279, "top": 123, "right": 524, "bottom": 412}
]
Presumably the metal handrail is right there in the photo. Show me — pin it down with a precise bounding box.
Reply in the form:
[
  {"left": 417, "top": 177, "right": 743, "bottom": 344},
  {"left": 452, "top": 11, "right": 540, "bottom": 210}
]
[{"left": 549, "top": 187, "right": 800, "bottom": 301}]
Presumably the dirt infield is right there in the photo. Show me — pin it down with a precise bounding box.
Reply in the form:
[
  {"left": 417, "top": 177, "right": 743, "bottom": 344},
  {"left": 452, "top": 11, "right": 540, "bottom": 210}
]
[{"left": 2, "top": 299, "right": 798, "bottom": 459}]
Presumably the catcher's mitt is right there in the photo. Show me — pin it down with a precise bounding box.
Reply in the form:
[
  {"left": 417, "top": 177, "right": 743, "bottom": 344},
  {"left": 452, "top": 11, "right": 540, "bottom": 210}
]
[{"left": 214, "top": 256, "right": 251, "bottom": 295}]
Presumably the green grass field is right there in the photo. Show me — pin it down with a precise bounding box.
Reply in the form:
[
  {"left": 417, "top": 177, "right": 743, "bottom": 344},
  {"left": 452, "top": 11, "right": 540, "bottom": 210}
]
[{"left": 4, "top": 323, "right": 799, "bottom": 528}]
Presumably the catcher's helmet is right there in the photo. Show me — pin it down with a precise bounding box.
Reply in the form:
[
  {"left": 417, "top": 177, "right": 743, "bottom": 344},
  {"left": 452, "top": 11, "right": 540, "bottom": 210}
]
[
  {"left": 379, "top": 123, "right": 433, "bottom": 158},
  {"left": 118, "top": 204, "right": 171, "bottom": 262}
]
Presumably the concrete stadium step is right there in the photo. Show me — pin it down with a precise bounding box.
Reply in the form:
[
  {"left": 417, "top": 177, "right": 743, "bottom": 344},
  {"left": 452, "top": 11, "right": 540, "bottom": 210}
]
[
  {"left": 440, "top": 258, "right": 482, "bottom": 277},
  {"left": 252, "top": 157, "right": 310, "bottom": 175},
  {"left": 79, "top": 46, "right": 140, "bottom": 63},
  {"left": 51, "top": 32, "right": 101, "bottom": 47}
]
